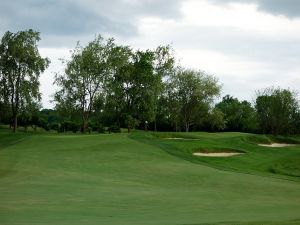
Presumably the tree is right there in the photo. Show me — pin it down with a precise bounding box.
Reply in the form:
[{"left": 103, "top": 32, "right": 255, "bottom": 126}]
[
  {"left": 216, "top": 95, "right": 257, "bottom": 132},
  {"left": 106, "top": 45, "right": 174, "bottom": 132},
  {"left": 255, "top": 87, "right": 299, "bottom": 135},
  {"left": 54, "top": 36, "right": 114, "bottom": 133},
  {"left": 19, "top": 101, "right": 41, "bottom": 132},
  {"left": 104, "top": 45, "right": 135, "bottom": 132},
  {"left": 0, "top": 29, "right": 50, "bottom": 132},
  {"left": 168, "top": 68, "right": 221, "bottom": 132},
  {"left": 208, "top": 108, "right": 226, "bottom": 131},
  {"left": 152, "top": 45, "right": 175, "bottom": 131},
  {"left": 161, "top": 75, "right": 181, "bottom": 131}
]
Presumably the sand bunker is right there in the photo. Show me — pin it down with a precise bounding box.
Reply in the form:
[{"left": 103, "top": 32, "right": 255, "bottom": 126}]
[
  {"left": 193, "top": 152, "right": 243, "bottom": 157},
  {"left": 258, "top": 143, "right": 296, "bottom": 148}
]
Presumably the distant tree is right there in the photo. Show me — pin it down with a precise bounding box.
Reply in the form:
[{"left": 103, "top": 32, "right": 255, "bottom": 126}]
[
  {"left": 54, "top": 35, "right": 114, "bottom": 133},
  {"left": 161, "top": 76, "right": 181, "bottom": 131},
  {"left": 208, "top": 108, "right": 226, "bottom": 131},
  {"left": 0, "top": 29, "right": 50, "bottom": 132},
  {"left": 152, "top": 45, "right": 175, "bottom": 130},
  {"left": 19, "top": 102, "right": 41, "bottom": 132},
  {"left": 216, "top": 95, "right": 257, "bottom": 132},
  {"left": 168, "top": 69, "right": 221, "bottom": 132},
  {"left": 255, "top": 87, "right": 299, "bottom": 135}
]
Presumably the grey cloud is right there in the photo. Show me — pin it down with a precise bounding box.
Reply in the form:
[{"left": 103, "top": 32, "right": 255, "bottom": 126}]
[
  {"left": 209, "top": 0, "right": 300, "bottom": 18},
  {"left": 0, "top": 0, "right": 183, "bottom": 47},
  {"left": 172, "top": 26, "right": 300, "bottom": 64},
  {"left": 171, "top": 25, "right": 300, "bottom": 99}
]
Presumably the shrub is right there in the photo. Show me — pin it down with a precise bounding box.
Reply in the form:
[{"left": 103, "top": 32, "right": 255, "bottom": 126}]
[{"left": 107, "top": 124, "right": 121, "bottom": 133}]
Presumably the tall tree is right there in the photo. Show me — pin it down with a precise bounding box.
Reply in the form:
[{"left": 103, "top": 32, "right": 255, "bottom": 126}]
[
  {"left": 106, "top": 45, "right": 174, "bottom": 132},
  {"left": 54, "top": 36, "right": 114, "bottom": 133},
  {"left": 0, "top": 29, "right": 49, "bottom": 132},
  {"left": 168, "top": 69, "right": 221, "bottom": 132},
  {"left": 152, "top": 45, "right": 175, "bottom": 131},
  {"left": 105, "top": 45, "right": 134, "bottom": 130}
]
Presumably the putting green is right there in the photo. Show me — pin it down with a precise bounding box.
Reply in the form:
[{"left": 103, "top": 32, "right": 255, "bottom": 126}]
[{"left": 0, "top": 130, "right": 300, "bottom": 225}]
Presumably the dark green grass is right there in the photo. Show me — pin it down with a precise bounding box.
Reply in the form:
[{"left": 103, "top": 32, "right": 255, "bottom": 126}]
[{"left": 0, "top": 130, "right": 300, "bottom": 225}]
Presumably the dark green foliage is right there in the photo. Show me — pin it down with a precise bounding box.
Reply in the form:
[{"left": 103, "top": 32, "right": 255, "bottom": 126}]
[
  {"left": 216, "top": 95, "right": 257, "bottom": 132},
  {"left": 60, "top": 121, "right": 80, "bottom": 133},
  {"left": 206, "top": 108, "right": 226, "bottom": 131},
  {"left": 107, "top": 124, "right": 121, "bottom": 133},
  {"left": 48, "top": 123, "right": 60, "bottom": 132},
  {"left": 89, "top": 121, "right": 105, "bottom": 133},
  {"left": 255, "top": 88, "right": 300, "bottom": 135}
]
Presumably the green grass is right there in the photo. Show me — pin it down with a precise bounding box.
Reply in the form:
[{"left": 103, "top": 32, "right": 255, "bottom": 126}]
[
  {"left": 138, "top": 132, "right": 300, "bottom": 180},
  {"left": 0, "top": 129, "right": 300, "bottom": 224}
]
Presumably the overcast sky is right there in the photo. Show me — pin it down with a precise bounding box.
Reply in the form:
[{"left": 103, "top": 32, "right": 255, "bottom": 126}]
[{"left": 1, "top": 0, "right": 300, "bottom": 108}]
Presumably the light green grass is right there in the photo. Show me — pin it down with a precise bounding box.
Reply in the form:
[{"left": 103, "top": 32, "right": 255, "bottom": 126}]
[{"left": 0, "top": 129, "right": 300, "bottom": 225}]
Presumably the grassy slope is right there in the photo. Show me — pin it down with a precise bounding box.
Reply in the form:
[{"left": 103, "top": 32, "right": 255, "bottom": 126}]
[
  {"left": 143, "top": 132, "right": 300, "bottom": 180},
  {"left": 0, "top": 130, "right": 299, "bottom": 225}
]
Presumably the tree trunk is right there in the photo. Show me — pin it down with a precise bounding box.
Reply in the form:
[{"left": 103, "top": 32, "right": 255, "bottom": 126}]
[
  {"left": 185, "top": 122, "right": 189, "bottom": 132},
  {"left": 116, "top": 107, "right": 121, "bottom": 130},
  {"left": 82, "top": 111, "right": 89, "bottom": 133},
  {"left": 82, "top": 118, "right": 87, "bottom": 133},
  {"left": 117, "top": 116, "right": 121, "bottom": 130},
  {"left": 174, "top": 121, "right": 177, "bottom": 132},
  {"left": 13, "top": 114, "right": 17, "bottom": 133},
  {"left": 127, "top": 126, "right": 131, "bottom": 133}
]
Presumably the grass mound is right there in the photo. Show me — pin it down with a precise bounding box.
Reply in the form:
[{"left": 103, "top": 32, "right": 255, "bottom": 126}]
[
  {"left": 133, "top": 131, "right": 300, "bottom": 180},
  {"left": 269, "top": 157, "right": 300, "bottom": 177},
  {"left": 245, "top": 134, "right": 300, "bottom": 145},
  {"left": 244, "top": 134, "right": 272, "bottom": 144},
  {"left": 152, "top": 132, "right": 200, "bottom": 140},
  {"left": 192, "top": 147, "right": 245, "bottom": 154}
]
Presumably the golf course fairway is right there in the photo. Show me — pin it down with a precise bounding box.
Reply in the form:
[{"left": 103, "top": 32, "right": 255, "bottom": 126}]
[{"left": 0, "top": 130, "right": 300, "bottom": 225}]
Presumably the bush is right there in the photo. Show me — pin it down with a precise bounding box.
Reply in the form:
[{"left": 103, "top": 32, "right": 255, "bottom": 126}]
[
  {"left": 89, "top": 122, "right": 105, "bottom": 133},
  {"left": 60, "top": 121, "right": 80, "bottom": 133},
  {"left": 48, "top": 123, "right": 60, "bottom": 131},
  {"left": 107, "top": 124, "right": 121, "bottom": 133},
  {"left": 97, "top": 124, "right": 106, "bottom": 133}
]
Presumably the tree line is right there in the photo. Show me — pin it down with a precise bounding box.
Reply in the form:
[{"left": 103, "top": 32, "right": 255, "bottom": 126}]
[{"left": 0, "top": 29, "right": 299, "bottom": 135}]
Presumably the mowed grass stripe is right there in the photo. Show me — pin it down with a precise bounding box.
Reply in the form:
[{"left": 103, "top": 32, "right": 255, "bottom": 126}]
[{"left": 0, "top": 132, "right": 300, "bottom": 225}]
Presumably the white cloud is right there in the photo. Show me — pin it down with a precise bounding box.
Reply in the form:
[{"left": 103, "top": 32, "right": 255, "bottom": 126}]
[{"left": 182, "top": 1, "right": 300, "bottom": 40}]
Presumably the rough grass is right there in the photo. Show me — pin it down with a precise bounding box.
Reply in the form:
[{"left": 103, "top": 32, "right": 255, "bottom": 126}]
[{"left": 0, "top": 129, "right": 300, "bottom": 225}]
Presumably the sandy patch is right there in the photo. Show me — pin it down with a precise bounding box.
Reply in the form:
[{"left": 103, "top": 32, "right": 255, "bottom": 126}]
[
  {"left": 258, "top": 143, "right": 296, "bottom": 148},
  {"left": 193, "top": 152, "right": 243, "bottom": 157}
]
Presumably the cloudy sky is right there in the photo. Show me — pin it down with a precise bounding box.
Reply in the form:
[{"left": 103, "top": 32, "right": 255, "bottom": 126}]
[{"left": 1, "top": 0, "right": 300, "bottom": 108}]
